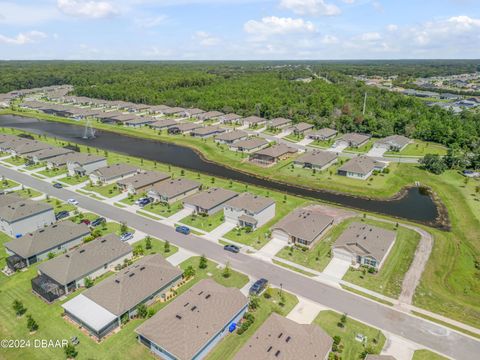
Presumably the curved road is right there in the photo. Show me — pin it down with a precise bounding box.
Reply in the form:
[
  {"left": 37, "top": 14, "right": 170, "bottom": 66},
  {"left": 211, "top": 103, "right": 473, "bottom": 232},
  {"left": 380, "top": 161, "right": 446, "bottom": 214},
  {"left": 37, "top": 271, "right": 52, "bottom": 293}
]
[{"left": 0, "top": 165, "right": 477, "bottom": 360}]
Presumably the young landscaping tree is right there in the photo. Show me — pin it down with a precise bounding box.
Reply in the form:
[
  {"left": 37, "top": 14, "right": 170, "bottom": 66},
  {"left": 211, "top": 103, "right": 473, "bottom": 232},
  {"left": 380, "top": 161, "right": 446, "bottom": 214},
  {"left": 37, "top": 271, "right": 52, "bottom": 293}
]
[
  {"left": 164, "top": 240, "right": 170, "bottom": 253},
  {"left": 183, "top": 265, "right": 196, "bottom": 279},
  {"left": 222, "top": 262, "right": 231, "bottom": 278},
  {"left": 12, "top": 299, "right": 27, "bottom": 317},
  {"left": 64, "top": 344, "right": 78, "bottom": 359},
  {"left": 27, "top": 315, "right": 39, "bottom": 332},
  {"left": 199, "top": 255, "right": 208, "bottom": 269},
  {"left": 48, "top": 252, "right": 55, "bottom": 260},
  {"left": 136, "top": 304, "right": 148, "bottom": 318},
  {"left": 133, "top": 244, "right": 144, "bottom": 257},
  {"left": 249, "top": 296, "right": 260, "bottom": 311},
  {"left": 84, "top": 277, "right": 94, "bottom": 288},
  {"left": 338, "top": 313, "right": 348, "bottom": 328},
  {"left": 120, "top": 221, "right": 128, "bottom": 233},
  {"left": 145, "top": 236, "right": 152, "bottom": 250},
  {"left": 180, "top": 169, "right": 185, "bottom": 176}
]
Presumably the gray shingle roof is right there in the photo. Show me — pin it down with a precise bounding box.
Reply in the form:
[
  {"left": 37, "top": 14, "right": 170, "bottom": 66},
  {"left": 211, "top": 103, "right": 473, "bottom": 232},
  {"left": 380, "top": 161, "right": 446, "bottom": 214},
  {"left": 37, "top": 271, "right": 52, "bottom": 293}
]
[
  {"left": 66, "top": 152, "right": 106, "bottom": 166},
  {"left": 190, "top": 126, "right": 226, "bottom": 136},
  {"left": 91, "top": 163, "right": 138, "bottom": 181},
  {"left": 242, "top": 116, "right": 267, "bottom": 124},
  {"left": 221, "top": 113, "right": 242, "bottom": 122},
  {"left": 294, "top": 150, "right": 337, "bottom": 168},
  {"left": 338, "top": 156, "right": 386, "bottom": 175},
  {"left": 272, "top": 209, "right": 334, "bottom": 243},
  {"left": 26, "top": 147, "right": 74, "bottom": 161},
  {"left": 0, "top": 194, "right": 53, "bottom": 223},
  {"left": 225, "top": 192, "right": 275, "bottom": 214},
  {"left": 150, "top": 119, "right": 178, "bottom": 129},
  {"left": 251, "top": 144, "right": 297, "bottom": 159},
  {"left": 37, "top": 234, "right": 132, "bottom": 285},
  {"left": 269, "top": 118, "right": 292, "bottom": 128},
  {"left": 308, "top": 128, "right": 337, "bottom": 139},
  {"left": 149, "top": 178, "right": 201, "bottom": 199},
  {"left": 339, "top": 133, "right": 371, "bottom": 147},
  {"left": 376, "top": 135, "right": 410, "bottom": 149},
  {"left": 183, "top": 188, "right": 238, "bottom": 211},
  {"left": 135, "top": 279, "right": 247, "bottom": 360},
  {"left": 230, "top": 138, "right": 269, "bottom": 151},
  {"left": 116, "top": 171, "right": 170, "bottom": 191},
  {"left": 293, "top": 122, "right": 314, "bottom": 132},
  {"left": 333, "top": 222, "right": 396, "bottom": 263},
  {"left": 214, "top": 130, "right": 248, "bottom": 142},
  {"left": 233, "top": 313, "right": 332, "bottom": 360},
  {"left": 5, "top": 221, "right": 90, "bottom": 259},
  {"left": 83, "top": 254, "right": 182, "bottom": 316}
]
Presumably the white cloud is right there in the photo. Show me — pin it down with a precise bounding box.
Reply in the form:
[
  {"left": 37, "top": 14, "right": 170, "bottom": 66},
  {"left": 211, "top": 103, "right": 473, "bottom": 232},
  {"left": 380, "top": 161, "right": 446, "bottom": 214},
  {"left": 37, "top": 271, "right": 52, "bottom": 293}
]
[
  {"left": 279, "top": 0, "right": 341, "bottom": 16},
  {"left": 57, "top": 0, "right": 119, "bottom": 19},
  {"left": 193, "top": 31, "right": 220, "bottom": 46},
  {"left": 0, "top": 31, "right": 47, "bottom": 45},
  {"left": 359, "top": 32, "right": 382, "bottom": 41},
  {"left": 244, "top": 16, "right": 316, "bottom": 41},
  {"left": 386, "top": 24, "right": 398, "bottom": 32},
  {"left": 134, "top": 15, "right": 167, "bottom": 28},
  {"left": 320, "top": 34, "right": 339, "bottom": 44}
]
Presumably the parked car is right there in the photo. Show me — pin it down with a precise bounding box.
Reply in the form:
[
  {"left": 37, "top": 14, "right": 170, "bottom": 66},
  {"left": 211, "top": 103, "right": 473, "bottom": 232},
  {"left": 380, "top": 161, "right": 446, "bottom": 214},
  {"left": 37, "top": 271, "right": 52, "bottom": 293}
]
[
  {"left": 135, "top": 197, "right": 149, "bottom": 205},
  {"left": 175, "top": 225, "right": 190, "bottom": 235},
  {"left": 67, "top": 198, "right": 79, "bottom": 205},
  {"left": 53, "top": 183, "right": 63, "bottom": 189},
  {"left": 90, "top": 217, "right": 106, "bottom": 227},
  {"left": 224, "top": 244, "right": 240, "bottom": 253},
  {"left": 120, "top": 232, "right": 134, "bottom": 241},
  {"left": 249, "top": 278, "right": 268, "bottom": 296},
  {"left": 137, "top": 198, "right": 151, "bottom": 207},
  {"left": 55, "top": 211, "right": 69, "bottom": 220},
  {"left": 80, "top": 219, "right": 91, "bottom": 225}
]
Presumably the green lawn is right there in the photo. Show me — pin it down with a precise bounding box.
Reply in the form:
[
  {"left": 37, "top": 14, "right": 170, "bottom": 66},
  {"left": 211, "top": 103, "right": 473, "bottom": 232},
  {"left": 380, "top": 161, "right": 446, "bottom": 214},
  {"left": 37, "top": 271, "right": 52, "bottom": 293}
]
[
  {"left": 13, "top": 187, "right": 42, "bottom": 198},
  {"left": 180, "top": 211, "right": 225, "bottom": 232},
  {"left": 284, "top": 133, "right": 303, "bottom": 142},
  {"left": 37, "top": 167, "right": 67, "bottom": 178},
  {"left": 42, "top": 197, "right": 77, "bottom": 214},
  {"left": 276, "top": 218, "right": 355, "bottom": 272},
  {"left": 386, "top": 140, "right": 448, "bottom": 157},
  {"left": 0, "top": 179, "right": 19, "bottom": 190},
  {"left": 345, "top": 139, "right": 375, "bottom": 153},
  {"left": 69, "top": 212, "right": 134, "bottom": 237},
  {"left": 412, "top": 350, "right": 448, "bottom": 360},
  {"left": 82, "top": 182, "right": 123, "bottom": 198},
  {"left": 25, "top": 162, "right": 46, "bottom": 170},
  {"left": 2, "top": 156, "right": 26, "bottom": 166},
  {"left": 207, "top": 287, "right": 299, "bottom": 360},
  {"left": 313, "top": 310, "right": 385, "bottom": 360},
  {"left": 141, "top": 201, "right": 184, "bottom": 217},
  {"left": 57, "top": 175, "right": 88, "bottom": 185},
  {"left": 342, "top": 219, "right": 421, "bottom": 298},
  {"left": 134, "top": 236, "right": 178, "bottom": 258}
]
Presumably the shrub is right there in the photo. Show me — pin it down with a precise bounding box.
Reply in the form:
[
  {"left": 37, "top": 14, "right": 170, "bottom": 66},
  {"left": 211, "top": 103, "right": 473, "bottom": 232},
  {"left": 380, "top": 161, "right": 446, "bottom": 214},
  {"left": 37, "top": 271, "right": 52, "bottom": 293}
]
[
  {"left": 27, "top": 315, "right": 39, "bottom": 332},
  {"left": 12, "top": 299, "right": 27, "bottom": 317},
  {"left": 199, "top": 255, "right": 208, "bottom": 269},
  {"left": 64, "top": 344, "right": 78, "bottom": 359},
  {"left": 136, "top": 304, "right": 148, "bottom": 319}
]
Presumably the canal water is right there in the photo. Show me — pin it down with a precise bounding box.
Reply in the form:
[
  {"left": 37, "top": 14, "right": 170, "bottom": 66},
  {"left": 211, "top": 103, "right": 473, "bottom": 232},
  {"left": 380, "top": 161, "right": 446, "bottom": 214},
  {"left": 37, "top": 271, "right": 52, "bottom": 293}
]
[{"left": 0, "top": 115, "right": 440, "bottom": 225}]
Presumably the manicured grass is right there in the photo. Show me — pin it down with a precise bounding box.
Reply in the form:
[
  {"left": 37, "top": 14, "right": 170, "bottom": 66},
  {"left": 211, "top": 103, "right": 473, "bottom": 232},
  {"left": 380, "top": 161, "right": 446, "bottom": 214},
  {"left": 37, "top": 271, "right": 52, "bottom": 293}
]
[
  {"left": 180, "top": 211, "right": 225, "bottom": 232},
  {"left": 206, "top": 287, "right": 299, "bottom": 360},
  {"left": 272, "top": 259, "right": 317, "bottom": 277},
  {"left": 82, "top": 182, "right": 123, "bottom": 198},
  {"left": 0, "top": 179, "right": 19, "bottom": 190},
  {"left": 134, "top": 236, "right": 178, "bottom": 258},
  {"left": 313, "top": 310, "right": 385, "bottom": 360},
  {"left": 276, "top": 218, "right": 355, "bottom": 272},
  {"left": 43, "top": 197, "right": 77, "bottom": 214},
  {"left": 13, "top": 187, "right": 42, "bottom": 198},
  {"left": 284, "top": 133, "right": 303, "bottom": 142},
  {"left": 137, "top": 210, "right": 162, "bottom": 220},
  {"left": 412, "top": 349, "right": 448, "bottom": 360},
  {"left": 386, "top": 140, "right": 447, "bottom": 157},
  {"left": 114, "top": 202, "right": 127, "bottom": 208},
  {"left": 341, "top": 285, "right": 394, "bottom": 306},
  {"left": 25, "top": 162, "right": 45, "bottom": 170},
  {"left": 37, "top": 167, "right": 67, "bottom": 178},
  {"left": 345, "top": 138, "right": 375, "bottom": 153},
  {"left": 141, "top": 201, "right": 184, "bottom": 217},
  {"left": 57, "top": 175, "right": 88, "bottom": 185},
  {"left": 342, "top": 219, "right": 421, "bottom": 299},
  {"left": 3, "top": 156, "right": 26, "bottom": 166}
]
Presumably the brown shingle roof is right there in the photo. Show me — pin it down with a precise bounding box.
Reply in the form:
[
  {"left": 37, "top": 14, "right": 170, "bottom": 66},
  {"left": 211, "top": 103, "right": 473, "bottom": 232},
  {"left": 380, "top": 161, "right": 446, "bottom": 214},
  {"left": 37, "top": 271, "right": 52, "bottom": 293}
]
[
  {"left": 91, "top": 163, "right": 138, "bottom": 181},
  {"left": 294, "top": 150, "right": 337, "bottom": 168},
  {"left": 252, "top": 144, "right": 297, "bottom": 159},
  {"left": 117, "top": 171, "right": 170, "bottom": 191},
  {"left": 149, "top": 178, "right": 201, "bottom": 198},
  {"left": 183, "top": 188, "right": 238, "bottom": 211},
  {"left": 230, "top": 138, "right": 269, "bottom": 151},
  {"left": 338, "top": 156, "right": 386, "bottom": 175},
  {"left": 0, "top": 195, "right": 53, "bottom": 223},
  {"left": 225, "top": 192, "right": 275, "bottom": 214},
  {"left": 215, "top": 130, "right": 248, "bottom": 142},
  {"left": 272, "top": 209, "right": 334, "bottom": 243}
]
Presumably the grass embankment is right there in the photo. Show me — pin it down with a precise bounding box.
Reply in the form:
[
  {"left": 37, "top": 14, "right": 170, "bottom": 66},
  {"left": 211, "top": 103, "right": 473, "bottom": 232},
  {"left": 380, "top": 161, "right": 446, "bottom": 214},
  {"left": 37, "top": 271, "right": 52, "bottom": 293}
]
[
  {"left": 412, "top": 349, "right": 448, "bottom": 360},
  {"left": 206, "top": 287, "right": 298, "bottom": 360},
  {"left": 313, "top": 310, "right": 385, "bottom": 360}
]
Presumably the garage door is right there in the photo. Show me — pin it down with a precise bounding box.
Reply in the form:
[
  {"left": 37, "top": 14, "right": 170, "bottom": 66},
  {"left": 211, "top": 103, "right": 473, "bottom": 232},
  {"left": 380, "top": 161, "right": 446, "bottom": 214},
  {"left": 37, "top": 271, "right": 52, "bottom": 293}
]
[
  {"left": 272, "top": 230, "right": 290, "bottom": 243},
  {"left": 333, "top": 248, "right": 353, "bottom": 262}
]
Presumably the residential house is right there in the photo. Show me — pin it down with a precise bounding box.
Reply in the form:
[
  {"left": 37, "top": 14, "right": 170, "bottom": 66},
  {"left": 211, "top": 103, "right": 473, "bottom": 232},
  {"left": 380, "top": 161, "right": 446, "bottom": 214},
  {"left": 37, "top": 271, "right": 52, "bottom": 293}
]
[
  {"left": 66, "top": 153, "right": 108, "bottom": 176},
  {"left": 337, "top": 156, "right": 388, "bottom": 180},
  {"left": 233, "top": 313, "right": 332, "bottom": 360},
  {"left": 249, "top": 144, "right": 297, "bottom": 166},
  {"left": 219, "top": 113, "right": 243, "bottom": 124},
  {"left": 32, "top": 234, "right": 132, "bottom": 302},
  {"left": 224, "top": 193, "right": 275, "bottom": 229},
  {"left": 293, "top": 150, "right": 337, "bottom": 170},
  {"left": 308, "top": 128, "right": 337, "bottom": 141},
  {"left": 271, "top": 209, "right": 334, "bottom": 248},
  {"left": 214, "top": 130, "right": 248, "bottom": 145},
  {"left": 8, "top": 140, "right": 50, "bottom": 156},
  {"left": 104, "top": 113, "right": 139, "bottom": 124},
  {"left": 242, "top": 116, "right": 267, "bottom": 128},
  {"left": 117, "top": 170, "right": 170, "bottom": 195},
  {"left": 183, "top": 188, "right": 238, "bottom": 215},
  {"left": 332, "top": 222, "right": 396, "bottom": 270},
  {"left": 183, "top": 108, "right": 205, "bottom": 118},
  {"left": 5, "top": 221, "right": 90, "bottom": 270},
  {"left": 190, "top": 126, "right": 226, "bottom": 138},
  {"left": 150, "top": 119, "right": 178, "bottom": 130},
  {"left": 268, "top": 118, "right": 292, "bottom": 130},
  {"left": 124, "top": 117, "right": 157, "bottom": 128},
  {"left": 89, "top": 163, "right": 138, "bottom": 185},
  {"left": 62, "top": 254, "right": 183, "bottom": 340},
  {"left": 148, "top": 178, "right": 202, "bottom": 204},
  {"left": 135, "top": 279, "right": 248, "bottom": 360},
  {"left": 229, "top": 138, "right": 269, "bottom": 153},
  {"left": 292, "top": 122, "right": 314, "bottom": 135},
  {"left": 26, "top": 147, "right": 74, "bottom": 164},
  {"left": 0, "top": 194, "right": 55, "bottom": 237},
  {"left": 334, "top": 133, "right": 371, "bottom": 148},
  {"left": 194, "top": 111, "right": 224, "bottom": 122},
  {"left": 162, "top": 107, "right": 186, "bottom": 116},
  {"left": 374, "top": 135, "right": 411, "bottom": 152},
  {"left": 149, "top": 105, "right": 172, "bottom": 115},
  {"left": 167, "top": 123, "right": 202, "bottom": 135}
]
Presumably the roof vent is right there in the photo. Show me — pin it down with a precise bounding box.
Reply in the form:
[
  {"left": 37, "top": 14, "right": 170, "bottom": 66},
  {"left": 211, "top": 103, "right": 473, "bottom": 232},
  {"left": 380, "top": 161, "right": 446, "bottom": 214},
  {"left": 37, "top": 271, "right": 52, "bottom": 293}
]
[
  {"left": 101, "top": 239, "right": 107, "bottom": 243},
  {"left": 79, "top": 249, "right": 85, "bottom": 253},
  {"left": 184, "top": 302, "right": 190, "bottom": 307},
  {"left": 286, "top": 336, "right": 291, "bottom": 343},
  {"left": 278, "top": 332, "right": 283, "bottom": 339},
  {"left": 191, "top": 306, "right": 197, "bottom": 311},
  {"left": 39, "top": 229, "right": 45, "bottom": 233},
  {"left": 198, "top": 291, "right": 204, "bottom": 296},
  {"left": 205, "top": 294, "right": 211, "bottom": 299},
  {"left": 129, "top": 273, "right": 135, "bottom": 277},
  {"left": 140, "top": 266, "right": 146, "bottom": 271},
  {"left": 176, "top": 314, "right": 182, "bottom": 320},
  {"left": 115, "top": 279, "right": 120, "bottom": 284},
  {"left": 275, "top": 350, "right": 281, "bottom": 357},
  {"left": 267, "top": 346, "right": 272, "bottom": 353}
]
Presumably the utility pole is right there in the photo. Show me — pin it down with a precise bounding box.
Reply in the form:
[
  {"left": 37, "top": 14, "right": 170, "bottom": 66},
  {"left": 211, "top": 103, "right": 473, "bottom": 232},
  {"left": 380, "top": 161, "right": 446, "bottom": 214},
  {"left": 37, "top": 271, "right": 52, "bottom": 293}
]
[{"left": 362, "top": 92, "right": 367, "bottom": 115}]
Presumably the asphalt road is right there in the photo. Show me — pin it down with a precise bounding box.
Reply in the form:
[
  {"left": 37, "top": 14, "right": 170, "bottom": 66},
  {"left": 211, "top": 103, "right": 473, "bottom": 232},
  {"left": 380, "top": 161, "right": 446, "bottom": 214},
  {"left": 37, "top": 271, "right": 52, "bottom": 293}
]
[{"left": 1, "top": 165, "right": 477, "bottom": 359}]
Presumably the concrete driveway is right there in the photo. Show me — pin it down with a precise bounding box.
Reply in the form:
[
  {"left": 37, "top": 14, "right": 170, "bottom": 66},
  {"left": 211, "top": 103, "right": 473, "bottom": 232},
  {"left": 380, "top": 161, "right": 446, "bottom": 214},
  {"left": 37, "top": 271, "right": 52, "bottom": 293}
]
[
  {"left": 256, "top": 237, "right": 286, "bottom": 260},
  {"left": 327, "top": 143, "right": 348, "bottom": 152},
  {"left": 204, "top": 221, "right": 236, "bottom": 241},
  {"left": 167, "top": 207, "right": 194, "bottom": 223},
  {"left": 323, "top": 257, "right": 351, "bottom": 280},
  {"left": 166, "top": 248, "right": 196, "bottom": 266},
  {"left": 381, "top": 333, "right": 421, "bottom": 360},
  {"left": 297, "top": 138, "right": 314, "bottom": 146},
  {"left": 367, "top": 146, "right": 387, "bottom": 157},
  {"left": 287, "top": 296, "right": 327, "bottom": 324}
]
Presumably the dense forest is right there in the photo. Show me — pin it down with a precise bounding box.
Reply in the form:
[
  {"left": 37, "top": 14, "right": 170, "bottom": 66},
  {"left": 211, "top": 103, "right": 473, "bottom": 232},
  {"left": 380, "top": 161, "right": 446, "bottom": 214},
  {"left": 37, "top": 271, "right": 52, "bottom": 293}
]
[{"left": 1, "top": 61, "right": 479, "bottom": 158}]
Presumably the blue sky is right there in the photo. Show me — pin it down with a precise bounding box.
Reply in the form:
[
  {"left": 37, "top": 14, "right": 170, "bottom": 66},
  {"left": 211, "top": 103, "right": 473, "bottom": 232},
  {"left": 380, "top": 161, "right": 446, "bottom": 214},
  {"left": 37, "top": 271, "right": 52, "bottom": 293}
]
[{"left": 0, "top": 0, "right": 479, "bottom": 60}]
